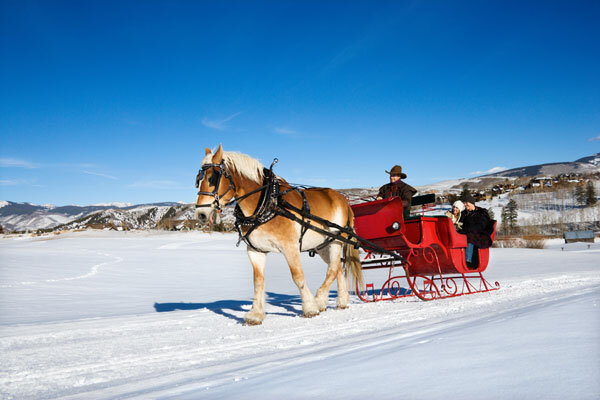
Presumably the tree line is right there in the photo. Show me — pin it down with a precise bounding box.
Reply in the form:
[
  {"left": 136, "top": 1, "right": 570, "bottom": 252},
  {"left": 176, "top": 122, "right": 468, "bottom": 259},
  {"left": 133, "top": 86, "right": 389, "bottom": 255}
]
[
  {"left": 574, "top": 181, "right": 598, "bottom": 207},
  {"left": 453, "top": 181, "right": 598, "bottom": 237}
]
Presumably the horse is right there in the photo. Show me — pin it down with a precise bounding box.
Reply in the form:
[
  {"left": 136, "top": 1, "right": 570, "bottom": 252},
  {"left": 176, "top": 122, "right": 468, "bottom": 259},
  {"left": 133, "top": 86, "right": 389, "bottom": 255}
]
[{"left": 195, "top": 144, "right": 363, "bottom": 325}]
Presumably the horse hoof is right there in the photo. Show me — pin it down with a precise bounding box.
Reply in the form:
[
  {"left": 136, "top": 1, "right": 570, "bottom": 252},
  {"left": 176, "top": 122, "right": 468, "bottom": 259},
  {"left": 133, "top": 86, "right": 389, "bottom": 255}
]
[
  {"left": 244, "top": 312, "right": 265, "bottom": 325},
  {"left": 336, "top": 304, "right": 349, "bottom": 310},
  {"left": 303, "top": 310, "right": 319, "bottom": 318},
  {"left": 317, "top": 302, "right": 328, "bottom": 312}
]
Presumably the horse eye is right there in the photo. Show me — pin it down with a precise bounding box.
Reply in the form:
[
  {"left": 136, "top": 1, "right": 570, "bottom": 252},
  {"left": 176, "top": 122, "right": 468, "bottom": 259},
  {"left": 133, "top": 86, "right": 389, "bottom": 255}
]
[{"left": 208, "top": 170, "right": 219, "bottom": 186}]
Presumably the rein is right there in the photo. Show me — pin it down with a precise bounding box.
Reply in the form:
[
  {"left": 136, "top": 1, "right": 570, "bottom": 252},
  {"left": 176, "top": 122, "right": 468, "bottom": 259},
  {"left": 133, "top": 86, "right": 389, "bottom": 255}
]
[{"left": 195, "top": 158, "right": 407, "bottom": 263}]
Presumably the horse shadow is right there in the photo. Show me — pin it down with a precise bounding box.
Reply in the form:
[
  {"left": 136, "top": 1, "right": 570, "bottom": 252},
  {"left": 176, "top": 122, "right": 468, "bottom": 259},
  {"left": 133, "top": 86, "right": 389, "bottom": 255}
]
[{"left": 154, "top": 291, "right": 339, "bottom": 324}]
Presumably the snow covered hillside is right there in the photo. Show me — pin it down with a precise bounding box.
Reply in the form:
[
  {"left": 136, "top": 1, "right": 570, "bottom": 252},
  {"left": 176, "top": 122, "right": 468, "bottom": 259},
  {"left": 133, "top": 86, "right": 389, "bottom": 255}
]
[
  {"left": 1, "top": 231, "right": 598, "bottom": 399},
  {"left": 0, "top": 201, "right": 192, "bottom": 232},
  {"left": 472, "top": 188, "right": 600, "bottom": 232}
]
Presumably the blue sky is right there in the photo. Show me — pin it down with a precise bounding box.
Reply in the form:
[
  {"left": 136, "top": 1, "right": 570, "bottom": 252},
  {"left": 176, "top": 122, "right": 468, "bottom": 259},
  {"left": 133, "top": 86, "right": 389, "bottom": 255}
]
[{"left": 1, "top": 0, "right": 599, "bottom": 205}]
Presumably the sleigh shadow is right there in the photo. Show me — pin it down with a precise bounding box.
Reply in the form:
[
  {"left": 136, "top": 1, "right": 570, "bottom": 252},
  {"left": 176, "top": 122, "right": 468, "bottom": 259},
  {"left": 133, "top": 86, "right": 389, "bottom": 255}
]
[{"left": 154, "top": 291, "right": 338, "bottom": 324}]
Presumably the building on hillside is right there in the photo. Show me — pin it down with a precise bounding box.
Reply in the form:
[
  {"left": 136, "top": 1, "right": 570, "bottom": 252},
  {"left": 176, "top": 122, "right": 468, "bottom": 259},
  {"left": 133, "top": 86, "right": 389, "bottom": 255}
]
[{"left": 563, "top": 230, "right": 595, "bottom": 243}]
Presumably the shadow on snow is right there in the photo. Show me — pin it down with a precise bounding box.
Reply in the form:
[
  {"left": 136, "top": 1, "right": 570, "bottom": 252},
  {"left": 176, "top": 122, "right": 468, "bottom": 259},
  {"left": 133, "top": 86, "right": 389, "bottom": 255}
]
[{"left": 154, "top": 291, "right": 339, "bottom": 324}]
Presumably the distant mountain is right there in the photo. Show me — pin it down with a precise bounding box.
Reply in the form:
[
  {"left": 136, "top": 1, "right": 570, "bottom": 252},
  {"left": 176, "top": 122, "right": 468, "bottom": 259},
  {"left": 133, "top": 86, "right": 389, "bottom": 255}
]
[
  {"left": 0, "top": 201, "right": 184, "bottom": 232},
  {"left": 54, "top": 203, "right": 199, "bottom": 232},
  {"left": 481, "top": 152, "right": 600, "bottom": 178},
  {"left": 574, "top": 153, "right": 600, "bottom": 166},
  {"left": 415, "top": 153, "right": 600, "bottom": 193}
]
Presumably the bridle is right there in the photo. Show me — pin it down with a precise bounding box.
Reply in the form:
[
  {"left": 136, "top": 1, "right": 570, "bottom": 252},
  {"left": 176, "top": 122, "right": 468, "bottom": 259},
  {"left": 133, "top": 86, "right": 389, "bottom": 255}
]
[
  {"left": 195, "top": 162, "right": 236, "bottom": 211},
  {"left": 195, "top": 158, "right": 279, "bottom": 212}
]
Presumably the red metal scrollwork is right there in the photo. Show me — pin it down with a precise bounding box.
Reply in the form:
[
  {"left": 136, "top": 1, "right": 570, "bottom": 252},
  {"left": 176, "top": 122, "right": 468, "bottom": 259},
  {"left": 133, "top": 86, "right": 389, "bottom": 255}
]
[{"left": 354, "top": 249, "right": 500, "bottom": 303}]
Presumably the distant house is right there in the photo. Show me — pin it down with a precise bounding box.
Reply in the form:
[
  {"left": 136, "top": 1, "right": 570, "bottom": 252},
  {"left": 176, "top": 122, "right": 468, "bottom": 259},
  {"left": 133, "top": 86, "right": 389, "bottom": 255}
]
[{"left": 563, "top": 231, "right": 595, "bottom": 243}]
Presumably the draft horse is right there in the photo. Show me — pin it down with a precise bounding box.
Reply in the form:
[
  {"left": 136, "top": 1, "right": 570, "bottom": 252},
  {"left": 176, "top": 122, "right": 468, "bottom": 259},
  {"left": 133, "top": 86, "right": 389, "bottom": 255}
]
[{"left": 195, "top": 144, "right": 363, "bottom": 325}]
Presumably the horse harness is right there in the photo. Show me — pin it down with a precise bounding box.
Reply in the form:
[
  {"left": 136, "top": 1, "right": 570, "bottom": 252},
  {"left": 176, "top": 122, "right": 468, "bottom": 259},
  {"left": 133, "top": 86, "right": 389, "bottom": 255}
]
[{"left": 195, "top": 160, "right": 357, "bottom": 254}]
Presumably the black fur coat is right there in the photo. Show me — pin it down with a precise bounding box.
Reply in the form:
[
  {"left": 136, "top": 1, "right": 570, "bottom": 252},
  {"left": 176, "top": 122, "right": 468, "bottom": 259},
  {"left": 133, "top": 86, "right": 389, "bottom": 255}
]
[{"left": 459, "top": 206, "right": 495, "bottom": 249}]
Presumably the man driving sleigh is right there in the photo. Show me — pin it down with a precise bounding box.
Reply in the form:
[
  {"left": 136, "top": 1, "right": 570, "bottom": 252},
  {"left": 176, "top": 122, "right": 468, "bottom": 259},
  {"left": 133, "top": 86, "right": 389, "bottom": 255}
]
[{"left": 376, "top": 164, "right": 417, "bottom": 217}]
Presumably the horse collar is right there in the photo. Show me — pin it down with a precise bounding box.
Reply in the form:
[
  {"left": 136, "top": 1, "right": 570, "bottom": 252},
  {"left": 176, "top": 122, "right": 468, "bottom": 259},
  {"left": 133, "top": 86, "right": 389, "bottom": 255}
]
[{"left": 234, "top": 168, "right": 280, "bottom": 251}]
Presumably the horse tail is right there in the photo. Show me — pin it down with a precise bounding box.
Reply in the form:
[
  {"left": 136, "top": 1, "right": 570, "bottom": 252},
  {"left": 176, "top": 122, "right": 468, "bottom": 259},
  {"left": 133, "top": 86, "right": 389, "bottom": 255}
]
[
  {"left": 344, "top": 241, "right": 364, "bottom": 293},
  {"left": 342, "top": 203, "right": 363, "bottom": 293}
]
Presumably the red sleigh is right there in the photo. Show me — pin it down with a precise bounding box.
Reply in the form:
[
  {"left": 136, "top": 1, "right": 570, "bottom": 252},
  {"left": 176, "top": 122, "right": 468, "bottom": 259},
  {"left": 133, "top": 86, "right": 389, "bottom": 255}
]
[{"left": 351, "top": 196, "right": 499, "bottom": 302}]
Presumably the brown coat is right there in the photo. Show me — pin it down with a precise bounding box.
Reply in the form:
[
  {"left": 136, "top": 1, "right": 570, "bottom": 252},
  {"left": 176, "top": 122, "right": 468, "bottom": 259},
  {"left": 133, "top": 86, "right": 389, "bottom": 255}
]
[{"left": 378, "top": 181, "right": 417, "bottom": 208}]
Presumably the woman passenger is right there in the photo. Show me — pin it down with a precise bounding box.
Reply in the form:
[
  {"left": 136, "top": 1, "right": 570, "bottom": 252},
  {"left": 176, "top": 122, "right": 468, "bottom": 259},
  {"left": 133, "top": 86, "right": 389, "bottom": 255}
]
[{"left": 445, "top": 200, "right": 465, "bottom": 230}]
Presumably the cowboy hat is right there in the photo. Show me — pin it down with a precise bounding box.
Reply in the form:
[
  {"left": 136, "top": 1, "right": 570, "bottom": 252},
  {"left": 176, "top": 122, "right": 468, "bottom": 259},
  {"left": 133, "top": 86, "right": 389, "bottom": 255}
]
[{"left": 385, "top": 165, "right": 407, "bottom": 179}]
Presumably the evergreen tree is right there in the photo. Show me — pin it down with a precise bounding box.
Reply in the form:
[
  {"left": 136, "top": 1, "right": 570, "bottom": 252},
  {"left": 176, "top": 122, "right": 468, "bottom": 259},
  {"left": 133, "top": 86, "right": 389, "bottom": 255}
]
[
  {"left": 574, "top": 185, "right": 586, "bottom": 206},
  {"left": 503, "top": 199, "right": 519, "bottom": 234},
  {"left": 500, "top": 206, "right": 509, "bottom": 235},
  {"left": 585, "top": 181, "right": 597, "bottom": 206}
]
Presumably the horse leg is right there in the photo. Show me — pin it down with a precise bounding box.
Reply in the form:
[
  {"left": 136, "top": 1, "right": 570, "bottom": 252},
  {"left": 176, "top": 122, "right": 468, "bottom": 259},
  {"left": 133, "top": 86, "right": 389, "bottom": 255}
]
[
  {"left": 336, "top": 264, "right": 349, "bottom": 309},
  {"left": 245, "top": 249, "right": 267, "bottom": 325},
  {"left": 315, "top": 242, "right": 344, "bottom": 312},
  {"left": 283, "top": 248, "right": 319, "bottom": 318}
]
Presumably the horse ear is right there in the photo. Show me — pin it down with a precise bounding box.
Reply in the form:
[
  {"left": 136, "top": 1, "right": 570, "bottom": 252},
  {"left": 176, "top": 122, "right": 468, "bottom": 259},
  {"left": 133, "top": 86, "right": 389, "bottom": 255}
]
[
  {"left": 205, "top": 147, "right": 212, "bottom": 156},
  {"left": 213, "top": 144, "right": 223, "bottom": 163}
]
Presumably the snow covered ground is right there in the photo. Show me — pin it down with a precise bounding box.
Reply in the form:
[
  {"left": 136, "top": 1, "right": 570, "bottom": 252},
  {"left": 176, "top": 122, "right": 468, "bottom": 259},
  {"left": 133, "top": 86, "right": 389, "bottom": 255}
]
[{"left": 1, "top": 231, "right": 599, "bottom": 399}]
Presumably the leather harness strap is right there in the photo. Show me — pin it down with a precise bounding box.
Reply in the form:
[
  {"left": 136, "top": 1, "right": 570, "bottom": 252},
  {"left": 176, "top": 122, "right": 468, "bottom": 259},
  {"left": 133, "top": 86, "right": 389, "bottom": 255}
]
[
  {"left": 234, "top": 167, "right": 280, "bottom": 252},
  {"left": 194, "top": 159, "right": 407, "bottom": 263}
]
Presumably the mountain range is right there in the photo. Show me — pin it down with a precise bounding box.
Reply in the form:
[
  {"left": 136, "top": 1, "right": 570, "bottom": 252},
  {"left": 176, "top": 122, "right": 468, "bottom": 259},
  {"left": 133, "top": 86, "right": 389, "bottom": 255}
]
[
  {"left": 0, "top": 201, "right": 193, "bottom": 233},
  {"left": 415, "top": 153, "right": 600, "bottom": 193},
  {"left": 1, "top": 153, "right": 598, "bottom": 233},
  {"left": 482, "top": 153, "right": 600, "bottom": 178}
]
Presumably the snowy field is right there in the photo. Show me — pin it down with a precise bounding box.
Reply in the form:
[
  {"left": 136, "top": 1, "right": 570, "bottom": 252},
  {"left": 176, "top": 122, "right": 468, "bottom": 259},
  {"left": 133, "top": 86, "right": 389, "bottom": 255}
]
[{"left": 1, "top": 231, "right": 599, "bottom": 399}]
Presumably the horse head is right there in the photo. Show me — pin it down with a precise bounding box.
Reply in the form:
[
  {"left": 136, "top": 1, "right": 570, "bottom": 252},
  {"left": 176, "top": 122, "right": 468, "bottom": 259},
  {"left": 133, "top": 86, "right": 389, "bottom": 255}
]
[{"left": 195, "top": 144, "right": 236, "bottom": 225}]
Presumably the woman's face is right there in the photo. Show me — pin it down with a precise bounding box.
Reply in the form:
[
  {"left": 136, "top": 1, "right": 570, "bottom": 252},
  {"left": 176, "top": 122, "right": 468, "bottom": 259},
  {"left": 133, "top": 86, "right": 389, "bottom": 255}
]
[{"left": 452, "top": 206, "right": 460, "bottom": 216}]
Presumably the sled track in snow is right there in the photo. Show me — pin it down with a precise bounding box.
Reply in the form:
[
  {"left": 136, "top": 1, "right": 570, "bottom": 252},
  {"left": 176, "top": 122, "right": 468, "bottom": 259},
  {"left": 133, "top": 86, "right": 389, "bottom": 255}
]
[
  {"left": 0, "top": 252, "right": 123, "bottom": 288},
  {"left": 2, "top": 272, "right": 598, "bottom": 399}
]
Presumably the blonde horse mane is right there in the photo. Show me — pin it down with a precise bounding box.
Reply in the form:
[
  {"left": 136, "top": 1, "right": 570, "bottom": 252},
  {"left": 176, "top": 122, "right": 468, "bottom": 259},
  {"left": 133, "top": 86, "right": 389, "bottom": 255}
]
[{"left": 203, "top": 150, "right": 265, "bottom": 184}]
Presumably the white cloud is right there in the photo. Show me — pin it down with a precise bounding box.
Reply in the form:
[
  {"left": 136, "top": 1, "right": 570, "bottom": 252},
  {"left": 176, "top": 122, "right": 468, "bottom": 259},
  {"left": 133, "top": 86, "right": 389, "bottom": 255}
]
[
  {"left": 0, "top": 158, "right": 98, "bottom": 169},
  {"left": 57, "top": 162, "right": 97, "bottom": 169},
  {"left": 589, "top": 135, "right": 600, "bottom": 142},
  {"left": 0, "top": 178, "right": 41, "bottom": 186},
  {"left": 274, "top": 127, "right": 297, "bottom": 136},
  {"left": 0, "top": 158, "right": 38, "bottom": 168},
  {"left": 83, "top": 171, "right": 119, "bottom": 180},
  {"left": 202, "top": 112, "right": 241, "bottom": 131},
  {"left": 470, "top": 166, "right": 508, "bottom": 176}
]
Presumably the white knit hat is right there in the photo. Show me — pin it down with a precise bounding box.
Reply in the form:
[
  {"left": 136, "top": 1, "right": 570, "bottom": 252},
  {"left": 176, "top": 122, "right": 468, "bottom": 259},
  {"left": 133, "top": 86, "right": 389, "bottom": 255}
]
[{"left": 453, "top": 200, "right": 465, "bottom": 212}]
